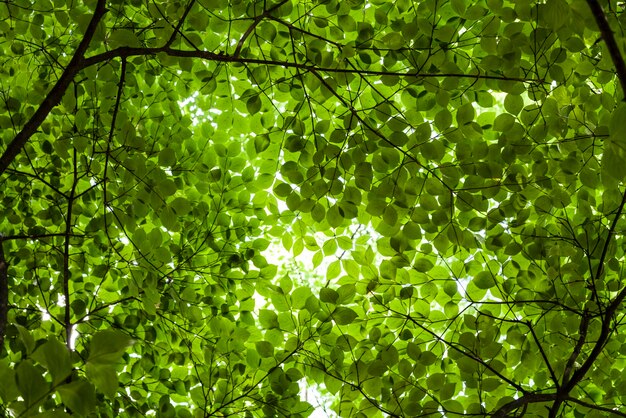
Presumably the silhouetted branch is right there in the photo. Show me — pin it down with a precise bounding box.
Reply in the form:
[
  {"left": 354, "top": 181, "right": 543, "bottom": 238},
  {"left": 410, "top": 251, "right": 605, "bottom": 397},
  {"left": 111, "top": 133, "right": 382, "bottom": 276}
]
[
  {"left": 0, "top": 0, "right": 107, "bottom": 176},
  {"left": 82, "top": 46, "right": 546, "bottom": 84},
  {"left": 546, "top": 1, "right": 626, "bottom": 415},
  {"left": 1, "top": 233, "right": 84, "bottom": 241},
  {"left": 586, "top": 0, "right": 626, "bottom": 98},
  {"left": 233, "top": 0, "right": 290, "bottom": 58},
  {"left": 492, "top": 393, "right": 557, "bottom": 418},
  {"left": 164, "top": 0, "right": 197, "bottom": 48}
]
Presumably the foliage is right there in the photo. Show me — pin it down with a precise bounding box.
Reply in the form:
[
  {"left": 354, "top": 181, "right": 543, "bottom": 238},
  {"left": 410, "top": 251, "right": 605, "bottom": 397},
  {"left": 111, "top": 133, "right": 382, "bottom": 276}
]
[{"left": 1, "top": 0, "right": 626, "bottom": 417}]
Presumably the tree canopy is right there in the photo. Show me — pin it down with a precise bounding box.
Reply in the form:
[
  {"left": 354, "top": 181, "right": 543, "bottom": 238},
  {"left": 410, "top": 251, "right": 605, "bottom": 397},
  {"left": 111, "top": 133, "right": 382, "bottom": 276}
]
[{"left": 1, "top": 0, "right": 626, "bottom": 416}]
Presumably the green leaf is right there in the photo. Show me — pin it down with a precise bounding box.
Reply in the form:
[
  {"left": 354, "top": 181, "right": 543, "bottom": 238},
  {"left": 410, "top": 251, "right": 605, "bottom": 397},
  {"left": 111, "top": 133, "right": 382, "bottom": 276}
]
[
  {"left": 494, "top": 113, "right": 515, "bottom": 131},
  {"left": 602, "top": 140, "right": 626, "bottom": 181},
  {"left": 246, "top": 95, "right": 262, "bottom": 115},
  {"left": 383, "top": 32, "right": 404, "bottom": 50},
  {"left": 435, "top": 109, "right": 452, "bottom": 131},
  {"left": 0, "top": 358, "right": 19, "bottom": 402},
  {"left": 255, "top": 134, "right": 270, "bottom": 153},
  {"left": 320, "top": 288, "right": 339, "bottom": 304},
  {"left": 610, "top": 103, "right": 626, "bottom": 138},
  {"left": 504, "top": 94, "right": 524, "bottom": 115},
  {"left": 333, "top": 307, "right": 358, "bottom": 325},
  {"left": 85, "top": 363, "right": 119, "bottom": 398},
  {"left": 57, "top": 379, "right": 97, "bottom": 415},
  {"left": 16, "top": 360, "right": 48, "bottom": 410},
  {"left": 15, "top": 324, "right": 35, "bottom": 355},
  {"left": 414, "top": 258, "right": 434, "bottom": 272},
  {"left": 158, "top": 147, "right": 177, "bottom": 166},
  {"left": 255, "top": 341, "right": 274, "bottom": 358},
  {"left": 327, "top": 204, "right": 343, "bottom": 228},
  {"left": 259, "top": 309, "right": 280, "bottom": 329},
  {"left": 456, "top": 103, "right": 475, "bottom": 125},
  {"left": 543, "top": 0, "right": 569, "bottom": 29},
  {"left": 32, "top": 337, "right": 72, "bottom": 385},
  {"left": 87, "top": 329, "right": 133, "bottom": 365},
  {"left": 473, "top": 271, "right": 496, "bottom": 289}
]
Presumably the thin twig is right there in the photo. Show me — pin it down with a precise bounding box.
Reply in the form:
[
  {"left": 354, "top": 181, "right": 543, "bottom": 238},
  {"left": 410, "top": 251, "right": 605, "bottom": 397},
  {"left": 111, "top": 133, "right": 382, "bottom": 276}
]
[{"left": 82, "top": 46, "right": 546, "bottom": 84}]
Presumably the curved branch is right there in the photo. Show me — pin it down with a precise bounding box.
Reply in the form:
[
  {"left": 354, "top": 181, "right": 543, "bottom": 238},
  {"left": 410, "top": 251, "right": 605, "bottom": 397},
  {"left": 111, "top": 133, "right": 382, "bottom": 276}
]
[
  {"left": 561, "top": 309, "right": 589, "bottom": 386},
  {"left": 400, "top": 311, "right": 526, "bottom": 394},
  {"left": 586, "top": 0, "right": 626, "bottom": 98},
  {"left": 492, "top": 393, "right": 557, "bottom": 418},
  {"left": 565, "top": 396, "right": 626, "bottom": 417},
  {"left": 542, "top": 1, "right": 626, "bottom": 415},
  {"left": 164, "top": 0, "right": 197, "bottom": 48},
  {"left": 564, "top": 287, "right": 626, "bottom": 394},
  {"left": 0, "top": 0, "right": 107, "bottom": 176}
]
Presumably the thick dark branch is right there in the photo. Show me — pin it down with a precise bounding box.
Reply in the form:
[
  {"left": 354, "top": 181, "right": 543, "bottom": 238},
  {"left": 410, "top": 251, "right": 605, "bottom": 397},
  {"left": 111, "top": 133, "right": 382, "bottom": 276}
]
[
  {"left": 1, "top": 233, "right": 83, "bottom": 241},
  {"left": 564, "top": 287, "right": 626, "bottom": 394},
  {"left": 492, "top": 393, "right": 557, "bottom": 418},
  {"left": 547, "top": 1, "right": 626, "bottom": 414},
  {"left": 586, "top": 0, "right": 626, "bottom": 98},
  {"left": 0, "top": 0, "right": 107, "bottom": 176}
]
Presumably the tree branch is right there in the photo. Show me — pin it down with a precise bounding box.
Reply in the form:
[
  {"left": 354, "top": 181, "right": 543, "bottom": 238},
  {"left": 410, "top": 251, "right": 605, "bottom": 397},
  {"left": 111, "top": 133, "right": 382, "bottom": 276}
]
[
  {"left": 492, "top": 393, "right": 557, "bottom": 418},
  {"left": 561, "top": 309, "right": 589, "bottom": 386},
  {"left": 545, "top": 1, "right": 626, "bottom": 414},
  {"left": 586, "top": 0, "right": 626, "bottom": 98},
  {"left": 0, "top": 0, "right": 107, "bottom": 176},
  {"left": 400, "top": 311, "right": 526, "bottom": 394},
  {"left": 233, "top": 0, "right": 290, "bottom": 58},
  {"left": 1, "top": 233, "right": 84, "bottom": 241},
  {"left": 526, "top": 321, "right": 560, "bottom": 389},
  {"left": 164, "top": 0, "right": 197, "bottom": 48},
  {"left": 565, "top": 396, "right": 626, "bottom": 417},
  {"left": 82, "top": 46, "right": 546, "bottom": 84}
]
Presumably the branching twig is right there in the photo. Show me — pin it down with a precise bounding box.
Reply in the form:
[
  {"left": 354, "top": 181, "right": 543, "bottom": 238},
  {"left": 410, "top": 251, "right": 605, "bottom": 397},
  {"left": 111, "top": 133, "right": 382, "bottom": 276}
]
[
  {"left": 164, "top": 0, "right": 197, "bottom": 48},
  {"left": 492, "top": 393, "right": 557, "bottom": 418},
  {"left": 233, "top": 0, "right": 290, "bottom": 58},
  {"left": 561, "top": 309, "right": 589, "bottom": 386},
  {"left": 0, "top": 0, "right": 107, "bottom": 176},
  {"left": 586, "top": 0, "right": 626, "bottom": 99},
  {"left": 1, "top": 233, "right": 84, "bottom": 241},
  {"left": 536, "top": 1, "right": 626, "bottom": 415}
]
